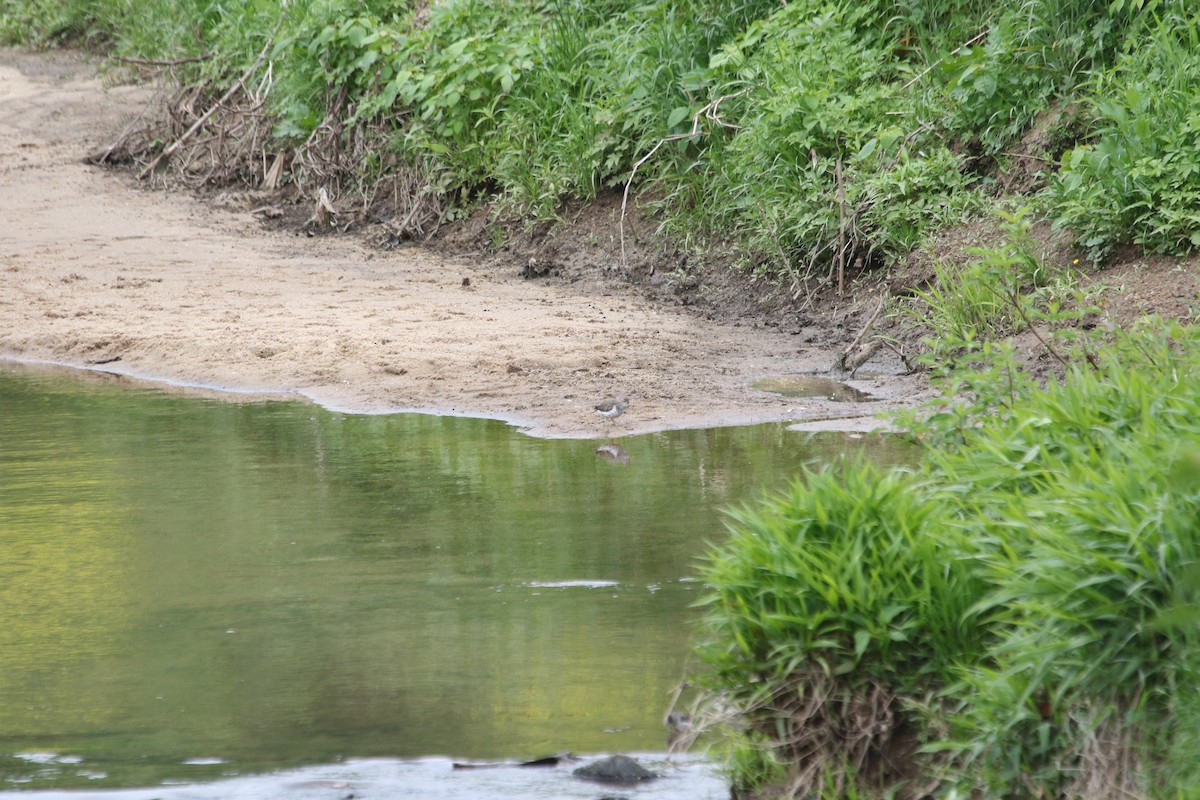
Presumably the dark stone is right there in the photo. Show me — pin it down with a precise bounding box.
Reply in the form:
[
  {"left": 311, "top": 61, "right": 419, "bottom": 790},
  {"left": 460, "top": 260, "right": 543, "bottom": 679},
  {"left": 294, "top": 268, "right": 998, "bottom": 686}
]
[
  {"left": 519, "top": 754, "right": 575, "bottom": 767},
  {"left": 452, "top": 753, "right": 575, "bottom": 770},
  {"left": 572, "top": 755, "right": 658, "bottom": 785}
]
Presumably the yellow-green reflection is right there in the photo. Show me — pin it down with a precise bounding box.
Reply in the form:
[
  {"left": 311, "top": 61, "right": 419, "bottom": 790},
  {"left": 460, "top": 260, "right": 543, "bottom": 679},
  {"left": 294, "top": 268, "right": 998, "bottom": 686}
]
[{"left": 0, "top": 364, "right": 915, "bottom": 790}]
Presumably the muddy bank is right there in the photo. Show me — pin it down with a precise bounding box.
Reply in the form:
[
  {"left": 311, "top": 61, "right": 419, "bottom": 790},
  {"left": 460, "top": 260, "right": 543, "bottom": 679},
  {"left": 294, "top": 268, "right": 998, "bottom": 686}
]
[{"left": 0, "top": 48, "right": 930, "bottom": 436}]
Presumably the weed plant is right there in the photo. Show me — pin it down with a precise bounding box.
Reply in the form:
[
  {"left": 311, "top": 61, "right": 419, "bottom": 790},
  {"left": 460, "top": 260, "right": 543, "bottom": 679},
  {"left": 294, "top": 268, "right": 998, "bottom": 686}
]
[
  {"left": 905, "top": 208, "right": 1078, "bottom": 368},
  {"left": 933, "top": 323, "right": 1200, "bottom": 798},
  {"left": 0, "top": 0, "right": 227, "bottom": 55},
  {"left": 697, "top": 460, "right": 988, "bottom": 797}
]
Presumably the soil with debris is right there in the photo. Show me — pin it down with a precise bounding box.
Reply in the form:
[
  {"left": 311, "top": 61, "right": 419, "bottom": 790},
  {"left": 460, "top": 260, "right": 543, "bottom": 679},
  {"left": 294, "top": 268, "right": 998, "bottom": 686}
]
[{"left": 2, "top": 48, "right": 1196, "bottom": 438}]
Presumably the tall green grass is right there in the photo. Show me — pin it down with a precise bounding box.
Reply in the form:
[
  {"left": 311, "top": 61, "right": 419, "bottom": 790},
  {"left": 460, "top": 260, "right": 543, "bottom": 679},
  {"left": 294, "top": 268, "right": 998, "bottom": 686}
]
[
  {"left": 698, "top": 461, "right": 988, "bottom": 796},
  {"left": 695, "top": 320, "right": 1200, "bottom": 797}
]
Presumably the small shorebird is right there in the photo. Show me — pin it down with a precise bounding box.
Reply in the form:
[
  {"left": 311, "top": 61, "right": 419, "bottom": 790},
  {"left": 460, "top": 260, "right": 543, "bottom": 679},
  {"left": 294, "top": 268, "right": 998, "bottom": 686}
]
[
  {"left": 594, "top": 397, "right": 628, "bottom": 422},
  {"left": 666, "top": 711, "right": 693, "bottom": 751}
]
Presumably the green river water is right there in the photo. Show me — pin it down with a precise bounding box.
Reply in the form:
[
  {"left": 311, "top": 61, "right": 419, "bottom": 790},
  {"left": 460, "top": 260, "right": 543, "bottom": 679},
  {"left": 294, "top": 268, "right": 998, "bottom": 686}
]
[{"left": 0, "top": 363, "right": 914, "bottom": 792}]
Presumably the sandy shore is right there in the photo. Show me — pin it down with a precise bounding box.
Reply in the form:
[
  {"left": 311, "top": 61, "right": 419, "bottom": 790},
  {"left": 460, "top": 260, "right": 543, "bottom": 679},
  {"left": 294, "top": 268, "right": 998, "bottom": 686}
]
[{"left": 0, "top": 48, "right": 929, "bottom": 437}]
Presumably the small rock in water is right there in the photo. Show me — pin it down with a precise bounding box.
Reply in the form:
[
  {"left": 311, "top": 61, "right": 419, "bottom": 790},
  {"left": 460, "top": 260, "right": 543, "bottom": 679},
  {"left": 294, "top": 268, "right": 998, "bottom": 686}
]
[{"left": 573, "top": 754, "right": 657, "bottom": 785}]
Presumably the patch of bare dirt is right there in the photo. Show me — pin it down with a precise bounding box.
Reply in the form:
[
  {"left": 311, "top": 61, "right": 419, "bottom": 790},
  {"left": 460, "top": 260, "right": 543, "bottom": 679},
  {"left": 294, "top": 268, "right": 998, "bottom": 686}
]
[
  {"left": 429, "top": 190, "right": 882, "bottom": 338},
  {"left": 0, "top": 47, "right": 923, "bottom": 438}
]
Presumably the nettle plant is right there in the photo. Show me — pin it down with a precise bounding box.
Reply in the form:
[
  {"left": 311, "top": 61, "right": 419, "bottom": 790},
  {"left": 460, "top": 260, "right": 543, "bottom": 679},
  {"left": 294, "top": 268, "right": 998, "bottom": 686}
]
[
  {"left": 272, "top": 0, "right": 539, "bottom": 191},
  {"left": 686, "top": 0, "right": 980, "bottom": 280}
]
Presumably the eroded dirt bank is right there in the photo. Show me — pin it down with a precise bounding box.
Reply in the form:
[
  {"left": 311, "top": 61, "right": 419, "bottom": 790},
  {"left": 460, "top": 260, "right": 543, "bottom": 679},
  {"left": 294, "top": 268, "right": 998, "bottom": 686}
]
[{"left": 0, "top": 49, "right": 929, "bottom": 437}]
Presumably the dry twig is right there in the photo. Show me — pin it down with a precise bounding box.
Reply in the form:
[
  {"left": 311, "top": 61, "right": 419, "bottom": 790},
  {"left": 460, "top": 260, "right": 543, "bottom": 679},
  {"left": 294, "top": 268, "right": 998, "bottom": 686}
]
[
  {"left": 878, "top": 338, "right": 917, "bottom": 373},
  {"left": 836, "top": 157, "right": 846, "bottom": 295},
  {"left": 835, "top": 293, "right": 887, "bottom": 375},
  {"left": 139, "top": 32, "right": 276, "bottom": 179}
]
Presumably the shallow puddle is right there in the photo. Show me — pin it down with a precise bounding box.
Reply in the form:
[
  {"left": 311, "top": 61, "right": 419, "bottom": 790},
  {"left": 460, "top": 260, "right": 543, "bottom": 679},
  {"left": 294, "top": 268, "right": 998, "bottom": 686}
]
[
  {"left": 752, "top": 375, "right": 877, "bottom": 402},
  {"left": 0, "top": 363, "right": 914, "bottom": 795}
]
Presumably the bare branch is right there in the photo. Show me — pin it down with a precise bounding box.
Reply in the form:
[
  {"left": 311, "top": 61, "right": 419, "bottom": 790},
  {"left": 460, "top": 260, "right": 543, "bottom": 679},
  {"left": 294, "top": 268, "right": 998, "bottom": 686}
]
[{"left": 139, "top": 31, "right": 276, "bottom": 179}]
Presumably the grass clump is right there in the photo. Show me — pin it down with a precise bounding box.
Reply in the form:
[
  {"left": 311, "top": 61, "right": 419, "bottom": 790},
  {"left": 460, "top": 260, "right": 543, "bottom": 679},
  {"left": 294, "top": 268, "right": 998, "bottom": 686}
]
[
  {"left": 694, "top": 320, "right": 1200, "bottom": 798},
  {"left": 903, "top": 206, "right": 1092, "bottom": 372},
  {"left": 697, "top": 461, "right": 987, "bottom": 797},
  {"left": 0, "top": 0, "right": 237, "bottom": 58}
]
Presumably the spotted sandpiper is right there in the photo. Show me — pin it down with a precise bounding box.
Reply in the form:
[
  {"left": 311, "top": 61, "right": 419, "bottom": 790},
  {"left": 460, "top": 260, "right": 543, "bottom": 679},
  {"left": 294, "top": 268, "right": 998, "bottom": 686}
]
[
  {"left": 594, "top": 397, "right": 628, "bottom": 422},
  {"left": 666, "top": 711, "right": 693, "bottom": 750}
]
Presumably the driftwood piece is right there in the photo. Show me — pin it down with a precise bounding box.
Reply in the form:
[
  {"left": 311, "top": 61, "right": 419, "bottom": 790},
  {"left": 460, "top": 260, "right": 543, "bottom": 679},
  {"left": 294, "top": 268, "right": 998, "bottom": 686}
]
[
  {"left": 834, "top": 293, "right": 886, "bottom": 375},
  {"left": 306, "top": 187, "right": 337, "bottom": 229}
]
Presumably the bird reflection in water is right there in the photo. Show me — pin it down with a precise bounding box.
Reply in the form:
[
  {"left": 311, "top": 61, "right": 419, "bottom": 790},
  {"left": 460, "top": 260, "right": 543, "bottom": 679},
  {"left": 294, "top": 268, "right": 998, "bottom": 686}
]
[{"left": 595, "top": 443, "right": 631, "bottom": 465}]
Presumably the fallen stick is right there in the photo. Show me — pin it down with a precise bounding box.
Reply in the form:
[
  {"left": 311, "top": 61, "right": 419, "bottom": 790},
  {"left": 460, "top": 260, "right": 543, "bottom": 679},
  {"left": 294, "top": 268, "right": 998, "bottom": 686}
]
[
  {"left": 842, "top": 340, "right": 882, "bottom": 377},
  {"left": 878, "top": 338, "right": 917, "bottom": 373},
  {"left": 834, "top": 293, "right": 886, "bottom": 374}
]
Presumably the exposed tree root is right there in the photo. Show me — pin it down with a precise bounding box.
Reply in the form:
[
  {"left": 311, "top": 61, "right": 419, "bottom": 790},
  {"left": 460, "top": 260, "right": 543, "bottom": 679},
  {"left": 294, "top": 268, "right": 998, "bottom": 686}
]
[{"left": 677, "top": 671, "right": 939, "bottom": 800}]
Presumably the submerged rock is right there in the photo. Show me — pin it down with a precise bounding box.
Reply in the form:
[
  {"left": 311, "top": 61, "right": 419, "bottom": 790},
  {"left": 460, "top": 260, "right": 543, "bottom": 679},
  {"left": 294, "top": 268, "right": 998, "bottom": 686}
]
[{"left": 572, "top": 754, "right": 658, "bottom": 785}]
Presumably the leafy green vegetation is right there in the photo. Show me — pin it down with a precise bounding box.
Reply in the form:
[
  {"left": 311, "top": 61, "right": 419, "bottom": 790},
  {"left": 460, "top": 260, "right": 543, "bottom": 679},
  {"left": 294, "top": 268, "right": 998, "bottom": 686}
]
[
  {"left": 1045, "top": 8, "right": 1200, "bottom": 263},
  {"left": 902, "top": 207, "right": 1094, "bottom": 370},
  {"left": 3, "top": 0, "right": 1197, "bottom": 268},
  {"left": 694, "top": 318, "right": 1200, "bottom": 797},
  {"left": 698, "top": 460, "right": 988, "bottom": 796}
]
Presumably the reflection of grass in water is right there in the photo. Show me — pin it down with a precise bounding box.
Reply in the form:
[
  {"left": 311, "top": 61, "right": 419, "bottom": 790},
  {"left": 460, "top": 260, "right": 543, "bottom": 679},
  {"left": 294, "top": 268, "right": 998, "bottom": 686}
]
[
  {"left": 752, "top": 376, "right": 876, "bottom": 403},
  {"left": 0, "top": 382, "right": 139, "bottom": 787}
]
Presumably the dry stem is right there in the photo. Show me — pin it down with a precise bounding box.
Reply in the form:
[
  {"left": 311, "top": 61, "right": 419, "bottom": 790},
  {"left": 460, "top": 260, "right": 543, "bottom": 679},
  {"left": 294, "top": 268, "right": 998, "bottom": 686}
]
[
  {"left": 835, "top": 293, "right": 887, "bottom": 375},
  {"left": 139, "top": 32, "right": 276, "bottom": 179}
]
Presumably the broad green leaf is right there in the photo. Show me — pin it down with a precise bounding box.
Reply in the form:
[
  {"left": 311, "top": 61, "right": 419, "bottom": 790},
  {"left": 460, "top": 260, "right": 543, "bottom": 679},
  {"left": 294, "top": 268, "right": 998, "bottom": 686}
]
[
  {"left": 667, "top": 106, "right": 691, "bottom": 128},
  {"left": 853, "top": 629, "right": 871, "bottom": 659}
]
